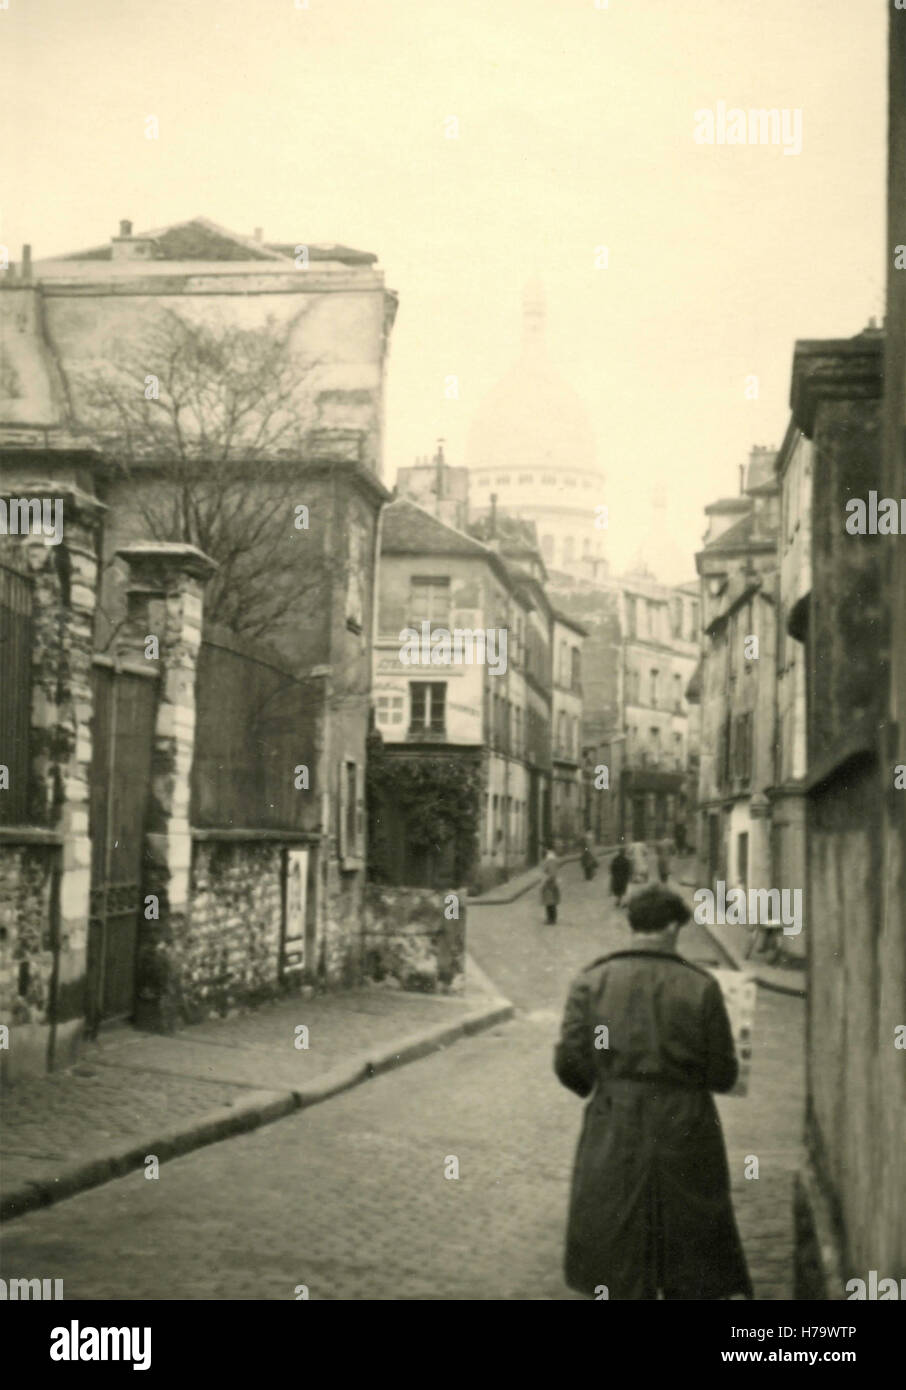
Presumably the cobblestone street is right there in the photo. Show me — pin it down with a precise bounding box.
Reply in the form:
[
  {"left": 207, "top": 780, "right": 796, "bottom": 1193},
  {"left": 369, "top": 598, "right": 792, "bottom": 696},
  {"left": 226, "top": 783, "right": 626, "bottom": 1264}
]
[{"left": 0, "top": 862, "right": 805, "bottom": 1300}]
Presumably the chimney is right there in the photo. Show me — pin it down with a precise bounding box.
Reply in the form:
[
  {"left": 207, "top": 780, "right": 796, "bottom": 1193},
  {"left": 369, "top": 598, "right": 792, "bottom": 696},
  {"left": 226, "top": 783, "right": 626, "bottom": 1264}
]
[
  {"left": 119, "top": 219, "right": 133, "bottom": 238},
  {"left": 253, "top": 227, "right": 263, "bottom": 243},
  {"left": 490, "top": 492, "right": 498, "bottom": 538},
  {"left": 21, "top": 244, "right": 32, "bottom": 282},
  {"left": 434, "top": 437, "right": 446, "bottom": 498},
  {"left": 739, "top": 463, "right": 745, "bottom": 495}
]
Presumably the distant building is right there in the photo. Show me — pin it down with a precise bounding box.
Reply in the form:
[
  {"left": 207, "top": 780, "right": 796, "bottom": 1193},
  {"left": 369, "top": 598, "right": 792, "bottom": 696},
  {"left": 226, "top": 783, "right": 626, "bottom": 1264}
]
[
  {"left": 694, "top": 447, "right": 780, "bottom": 894},
  {"left": 551, "top": 609, "right": 587, "bottom": 850},
  {"left": 550, "top": 566, "right": 699, "bottom": 848},
  {"left": 371, "top": 497, "right": 557, "bottom": 888}
]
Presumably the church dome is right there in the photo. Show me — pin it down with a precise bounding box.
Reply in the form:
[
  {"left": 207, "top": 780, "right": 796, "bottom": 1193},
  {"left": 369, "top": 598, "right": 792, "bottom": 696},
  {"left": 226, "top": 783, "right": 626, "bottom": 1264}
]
[{"left": 465, "top": 281, "right": 599, "bottom": 477}]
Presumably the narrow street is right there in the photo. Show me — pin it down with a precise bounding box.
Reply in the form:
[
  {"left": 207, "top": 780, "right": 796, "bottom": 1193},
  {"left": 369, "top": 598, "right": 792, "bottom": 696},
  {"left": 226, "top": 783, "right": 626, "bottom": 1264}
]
[{"left": 0, "top": 863, "right": 804, "bottom": 1301}]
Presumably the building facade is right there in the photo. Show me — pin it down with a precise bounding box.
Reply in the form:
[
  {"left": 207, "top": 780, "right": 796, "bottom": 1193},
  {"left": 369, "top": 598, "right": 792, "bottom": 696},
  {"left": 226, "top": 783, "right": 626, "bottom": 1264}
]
[
  {"left": 371, "top": 497, "right": 557, "bottom": 890},
  {"left": 0, "top": 217, "right": 397, "bottom": 1076},
  {"left": 694, "top": 449, "right": 780, "bottom": 892},
  {"left": 551, "top": 610, "right": 587, "bottom": 850}
]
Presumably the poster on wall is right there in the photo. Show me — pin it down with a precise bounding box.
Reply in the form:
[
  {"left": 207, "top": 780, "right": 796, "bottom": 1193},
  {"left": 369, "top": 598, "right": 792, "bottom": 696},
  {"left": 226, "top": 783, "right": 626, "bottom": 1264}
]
[{"left": 283, "top": 848, "right": 308, "bottom": 974}]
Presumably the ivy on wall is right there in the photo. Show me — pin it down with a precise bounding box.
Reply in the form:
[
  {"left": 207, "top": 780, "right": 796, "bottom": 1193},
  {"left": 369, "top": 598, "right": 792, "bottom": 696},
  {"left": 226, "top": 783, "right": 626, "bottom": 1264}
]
[{"left": 366, "top": 750, "right": 482, "bottom": 885}]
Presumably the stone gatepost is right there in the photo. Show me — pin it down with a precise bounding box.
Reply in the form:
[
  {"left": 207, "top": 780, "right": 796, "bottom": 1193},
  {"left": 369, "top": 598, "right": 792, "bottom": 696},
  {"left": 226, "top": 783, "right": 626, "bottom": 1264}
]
[
  {"left": 0, "top": 467, "right": 105, "bottom": 1076},
  {"left": 115, "top": 543, "right": 217, "bottom": 1031}
]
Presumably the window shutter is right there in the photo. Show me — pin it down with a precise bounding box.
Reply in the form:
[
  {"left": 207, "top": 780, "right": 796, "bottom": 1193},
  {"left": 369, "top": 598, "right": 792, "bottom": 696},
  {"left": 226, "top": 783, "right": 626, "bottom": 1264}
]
[
  {"left": 338, "top": 759, "right": 348, "bottom": 860},
  {"left": 355, "top": 761, "right": 365, "bottom": 856}
]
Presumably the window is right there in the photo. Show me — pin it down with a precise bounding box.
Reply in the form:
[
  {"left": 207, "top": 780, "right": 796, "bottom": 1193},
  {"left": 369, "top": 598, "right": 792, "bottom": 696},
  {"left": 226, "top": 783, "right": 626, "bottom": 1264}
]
[
  {"left": 410, "top": 682, "right": 446, "bottom": 734},
  {"left": 673, "top": 672, "right": 682, "bottom": 712},
  {"left": 541, "top": 474, "right": 557, "bottom": 487},
  {"left": 376, "top": 694, "right": 404, "bottom": 726},
  {"left": 733, "top": 712, "right": 753, "bottom": 782},
  {"left": 650, "top": 727, "right": 661, "bottom": 764},
  {"left": 409, "top": 576, "right": 450, "bottom": 628},
  {"left": 518, "top": 473, "right": 534, "bottom": 485},
  {"left": 571, "top": 647, "right": 581, "bottom": 691},
  {"left": 650, "top": 668, "right": 659, "bottom": 708},
  {"left": 625, "top": 596, "right": 637, "bottom": 639},
  {"left": 495, "top": 475, "right": 511, "bottom": 485}
]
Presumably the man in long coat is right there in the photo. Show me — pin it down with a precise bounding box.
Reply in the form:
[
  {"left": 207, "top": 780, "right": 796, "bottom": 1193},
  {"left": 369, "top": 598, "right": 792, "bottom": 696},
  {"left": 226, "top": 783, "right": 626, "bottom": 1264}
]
[{"left": 553, "top": 883, "right": 752, "bottom": 1300}]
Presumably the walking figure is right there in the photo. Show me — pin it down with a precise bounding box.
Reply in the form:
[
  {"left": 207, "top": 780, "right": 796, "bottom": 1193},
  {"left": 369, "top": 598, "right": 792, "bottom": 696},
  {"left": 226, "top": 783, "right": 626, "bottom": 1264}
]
[
  {"left": 541, "top": 848, "right": 560, "bottom": 924},
  {"left": 609, "top": 845, "right": 631, "bottom": 907},
  {"left": 580, "top": 841, "right": 599, "bottom": 881},
  {"left": 554, "top": 883, "right": 752, "bottom": 1301},
  {"left": 656, "top": 839, "right": 672, "bottom": 884}
]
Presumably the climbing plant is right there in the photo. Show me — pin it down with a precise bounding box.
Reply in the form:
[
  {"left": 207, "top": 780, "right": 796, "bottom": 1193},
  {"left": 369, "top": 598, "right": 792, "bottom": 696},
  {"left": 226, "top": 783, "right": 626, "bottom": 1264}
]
[{"left": 366, "top": 750, "right": 482, "bottom": 884}]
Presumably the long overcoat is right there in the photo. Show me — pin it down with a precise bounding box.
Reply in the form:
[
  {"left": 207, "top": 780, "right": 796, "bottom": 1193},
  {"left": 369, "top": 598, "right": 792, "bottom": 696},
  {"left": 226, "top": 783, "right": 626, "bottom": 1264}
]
[{"left": 554, "top": 939, "right": 752, "bottom": 1300}]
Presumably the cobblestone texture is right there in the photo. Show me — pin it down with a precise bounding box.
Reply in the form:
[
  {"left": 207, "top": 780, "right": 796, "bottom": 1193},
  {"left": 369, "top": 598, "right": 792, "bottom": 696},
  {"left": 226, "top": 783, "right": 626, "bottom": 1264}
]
[
  {"left": 0, "top": 863, "right": 804, "bottom": 1300},
  {"left": 0, "top": 983, "right": 495, "bottom": 1195}
]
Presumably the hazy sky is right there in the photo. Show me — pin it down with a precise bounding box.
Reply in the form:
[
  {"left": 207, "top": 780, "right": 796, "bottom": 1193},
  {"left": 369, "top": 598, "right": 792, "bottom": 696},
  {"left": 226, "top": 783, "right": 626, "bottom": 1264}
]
[{"left": 0, "top": 0, "right": 887, "bottom": 581}]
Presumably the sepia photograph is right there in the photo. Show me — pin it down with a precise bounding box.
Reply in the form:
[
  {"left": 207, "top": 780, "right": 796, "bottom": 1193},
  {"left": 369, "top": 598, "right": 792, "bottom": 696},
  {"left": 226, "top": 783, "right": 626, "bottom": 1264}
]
[{"left": 0, "top": 0, "right": 904, "bottom": 1362}]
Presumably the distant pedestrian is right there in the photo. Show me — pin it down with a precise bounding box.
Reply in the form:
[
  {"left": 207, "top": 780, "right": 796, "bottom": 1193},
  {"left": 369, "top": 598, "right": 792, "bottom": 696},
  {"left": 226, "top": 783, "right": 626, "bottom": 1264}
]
[
  {"left": 580, "top": 842, "right": 598, "bottom": 881},
  {"left": 541, "top": 848, "right": 560, "bottom": 924},
  {"left": 656, "top": 841, "right": 672, "bottom": 884},
  {"left": 609, "top": 846, "right": 631, "bottom": 906},
  {"left": 554, "top": 883, "right": 752, "bottom": 1300}
]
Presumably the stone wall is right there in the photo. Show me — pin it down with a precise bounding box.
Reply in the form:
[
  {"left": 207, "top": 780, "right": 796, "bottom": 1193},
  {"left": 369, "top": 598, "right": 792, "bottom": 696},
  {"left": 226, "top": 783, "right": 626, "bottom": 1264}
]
[
  {"left": 0, "top": 843, "right": 56, "bottom": 1023},
  {"left": 170, "top": 840, "right": 286, "bottom": 1021},
  {"left": 0, "top": 461, "right": 104, "bottom": 1079},
  {"left": 362, "top": 884, "right": 466, "bottom": 993}
]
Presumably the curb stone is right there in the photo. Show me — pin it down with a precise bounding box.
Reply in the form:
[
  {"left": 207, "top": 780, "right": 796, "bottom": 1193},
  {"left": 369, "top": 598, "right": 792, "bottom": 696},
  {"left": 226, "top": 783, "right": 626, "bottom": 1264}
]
[{"left": 0, "top": 997, "right": 515, "bottom": 1225}]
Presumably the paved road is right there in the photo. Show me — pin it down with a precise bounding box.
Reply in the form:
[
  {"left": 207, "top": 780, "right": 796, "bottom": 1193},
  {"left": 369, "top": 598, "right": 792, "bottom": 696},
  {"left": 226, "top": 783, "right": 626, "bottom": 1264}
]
[{"left": 0, "top": 863, "right": 804, "bottom": 1299}]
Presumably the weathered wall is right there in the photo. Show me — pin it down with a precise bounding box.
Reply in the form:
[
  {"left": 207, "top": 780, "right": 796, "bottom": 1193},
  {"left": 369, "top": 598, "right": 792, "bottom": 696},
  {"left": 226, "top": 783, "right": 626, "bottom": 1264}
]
[
  {"left": 790, "top": 327, "right": 897, "bottom": 1294},
  {"left": 175, "top": 840, "right": 285, "bottom": 1020},
  {"left": 0, "top": 462, "right": 104, "bottom": 1079},
  {"left": 362, "top": 884, "right": 466, "bottom": 993},
  {"left": 0, "top": 844, "right": 57, "bottom": 1079}
]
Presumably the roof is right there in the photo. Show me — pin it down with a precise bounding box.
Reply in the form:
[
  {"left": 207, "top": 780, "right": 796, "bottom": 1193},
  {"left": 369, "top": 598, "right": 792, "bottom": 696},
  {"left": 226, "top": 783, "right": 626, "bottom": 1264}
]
[
  {"left": 380, "top": 498, "right": 511, "bottom": 582},
  {"left": 703, "top": 510, "right": 776, "bottom": 554},
  {"left": 551, "top": 608, "right": 588, "bottom": 638},
  {"left": 55, "top": 217, "right": 377, "bottom": 267}
]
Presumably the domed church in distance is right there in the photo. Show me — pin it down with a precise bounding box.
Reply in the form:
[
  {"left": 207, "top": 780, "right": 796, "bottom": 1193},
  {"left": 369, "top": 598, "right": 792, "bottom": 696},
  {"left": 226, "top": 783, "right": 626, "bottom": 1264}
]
[{"left": 466, "top": 280, "right": 608, "bottom": 579}]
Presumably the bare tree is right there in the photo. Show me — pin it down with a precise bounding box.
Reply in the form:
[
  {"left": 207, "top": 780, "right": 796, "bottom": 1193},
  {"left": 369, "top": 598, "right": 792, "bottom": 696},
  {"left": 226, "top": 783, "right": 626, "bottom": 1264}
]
[{"left": 72, "top": 306, "right": 345, "bottom": 639}]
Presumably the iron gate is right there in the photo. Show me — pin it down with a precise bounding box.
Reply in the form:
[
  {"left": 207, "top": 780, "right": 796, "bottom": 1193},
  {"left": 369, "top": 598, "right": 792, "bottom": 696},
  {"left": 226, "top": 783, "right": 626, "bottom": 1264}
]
[{"left": 87, "top": 660, "right": 158, "bottom": 1030}]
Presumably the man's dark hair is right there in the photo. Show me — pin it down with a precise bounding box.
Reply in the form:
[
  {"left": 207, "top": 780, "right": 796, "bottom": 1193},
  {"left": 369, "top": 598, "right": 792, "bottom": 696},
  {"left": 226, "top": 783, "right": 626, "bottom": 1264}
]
[{"left": 627, "top": 884, "right": 691, "bottom": 933}]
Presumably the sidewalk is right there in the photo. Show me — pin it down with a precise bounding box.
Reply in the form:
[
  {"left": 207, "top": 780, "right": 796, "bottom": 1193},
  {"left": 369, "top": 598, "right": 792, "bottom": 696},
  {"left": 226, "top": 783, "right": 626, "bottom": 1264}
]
[
  {"left": 0, "top": 958, "right": 512, "bottom": 1223},
  {"left": 676, "top": 867, "right": 807, "bottom": 997},
  {"left": 471, "top": 848, "right": 607, "bottom": 905}
]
